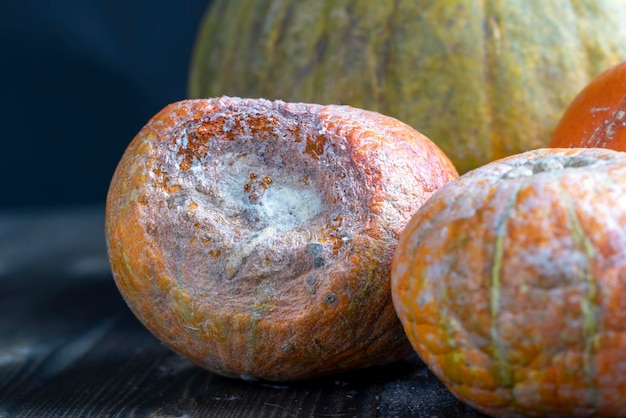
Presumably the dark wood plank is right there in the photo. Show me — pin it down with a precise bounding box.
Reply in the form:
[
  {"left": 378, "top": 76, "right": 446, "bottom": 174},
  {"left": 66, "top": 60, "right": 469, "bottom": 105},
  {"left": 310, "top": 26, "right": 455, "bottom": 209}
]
[
  {"left": 0, "top": 207, "right": 111, "bottom": 280},
  {"left": 0, "top": 209, "right": 486, "bottom": 417}
]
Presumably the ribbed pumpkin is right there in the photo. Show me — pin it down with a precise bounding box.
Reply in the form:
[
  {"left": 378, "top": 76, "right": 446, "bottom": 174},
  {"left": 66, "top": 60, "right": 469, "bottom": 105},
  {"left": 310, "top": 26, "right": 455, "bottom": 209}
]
[
  {"left": 188, "top": 0, "right": 626, "bottom": 173},
  {"left": 392, "top": 147, "right": 626, "bottom": 417}
]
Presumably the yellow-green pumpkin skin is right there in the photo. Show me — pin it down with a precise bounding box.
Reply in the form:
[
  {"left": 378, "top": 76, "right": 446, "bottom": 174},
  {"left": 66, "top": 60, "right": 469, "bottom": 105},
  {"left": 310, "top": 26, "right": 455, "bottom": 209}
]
[{"left": 188, "top": 0, "right": 626, "bottom": 173}]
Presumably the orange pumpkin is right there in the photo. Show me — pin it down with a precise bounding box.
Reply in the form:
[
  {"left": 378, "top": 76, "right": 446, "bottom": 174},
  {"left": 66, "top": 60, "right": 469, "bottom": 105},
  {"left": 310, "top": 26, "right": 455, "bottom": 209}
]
[
  {"left": 392, "top": 148, "right": 626, "bottom": 417},
  {"left": 105, "top": 96, "right": 458, "bottom": 381},
  {"left": 551, "top": 60, "right": 626, "bottom": 150}
]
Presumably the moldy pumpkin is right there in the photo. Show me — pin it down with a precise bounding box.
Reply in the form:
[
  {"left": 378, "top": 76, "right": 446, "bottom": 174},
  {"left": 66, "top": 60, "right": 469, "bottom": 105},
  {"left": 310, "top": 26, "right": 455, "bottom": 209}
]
[
  {"left": 105, "top": 96, "right": 458, "bottom": 381},
  {"left": 392, "top": 147, "right": 626, "bottom": 417}
]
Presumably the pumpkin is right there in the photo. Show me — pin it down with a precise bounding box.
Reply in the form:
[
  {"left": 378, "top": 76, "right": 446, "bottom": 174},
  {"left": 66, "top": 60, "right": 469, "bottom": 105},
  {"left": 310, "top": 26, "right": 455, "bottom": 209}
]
[
  {"left": 188, "top": 0, "right": 626, "bottom": 173},
  {"left": 551, "top": 60, "right": 626, "bottom": 150},
  {"left": 105, "top": 96, "right": 458, "bottom": 381},
  {"left": 391, "top": 147, "right": 626, "bottom": 417}
]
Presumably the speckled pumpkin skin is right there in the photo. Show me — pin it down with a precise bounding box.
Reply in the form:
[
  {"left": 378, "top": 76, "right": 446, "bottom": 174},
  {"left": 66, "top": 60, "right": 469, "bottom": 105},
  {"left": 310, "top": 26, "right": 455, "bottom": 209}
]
[
  {"left": 551, "top": 60, "right": 626, "bottom": 151},
  {"left": 188, "top": 1, "right": 626, "bottom": 173},
  {"left": 392, "top": 148, "right": 626, "bottom": 417},
  {"left": 105, "top": 97, "right": 458, "bottom": 381}
]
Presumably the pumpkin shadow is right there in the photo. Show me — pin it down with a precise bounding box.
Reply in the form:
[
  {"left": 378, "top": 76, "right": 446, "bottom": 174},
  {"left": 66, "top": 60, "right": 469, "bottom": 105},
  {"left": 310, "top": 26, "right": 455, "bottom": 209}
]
[{"left": 0, "top": 274, "right": 484, "bottom": 417}]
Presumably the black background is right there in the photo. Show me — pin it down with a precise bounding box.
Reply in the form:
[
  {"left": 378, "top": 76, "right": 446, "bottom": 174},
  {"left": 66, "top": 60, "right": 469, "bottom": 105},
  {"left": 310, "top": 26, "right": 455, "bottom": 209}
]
[{"left": 1, "top": 0, "right": 213, "bottom": 210}]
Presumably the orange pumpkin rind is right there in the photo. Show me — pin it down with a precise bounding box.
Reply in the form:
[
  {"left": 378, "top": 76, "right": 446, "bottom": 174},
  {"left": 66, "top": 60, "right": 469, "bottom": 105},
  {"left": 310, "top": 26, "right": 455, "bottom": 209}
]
[
  {"left": 105, "top": 96, "right": 458, "bottom": 381},
  {"left": 392, "top": 147, "right": 626, "bottom": 417}
]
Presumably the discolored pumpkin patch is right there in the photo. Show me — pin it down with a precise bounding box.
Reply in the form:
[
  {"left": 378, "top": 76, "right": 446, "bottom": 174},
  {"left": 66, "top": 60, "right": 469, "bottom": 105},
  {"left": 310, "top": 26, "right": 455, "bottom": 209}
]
[
  {"left": 392, "top": 148, "right": 626, "bottom": 417},
  {"left": 105, "top": 96, "right": 458, "bottom": 381},
  {"left": 551, "top": 59, "right": 626, "bottom": 151}
]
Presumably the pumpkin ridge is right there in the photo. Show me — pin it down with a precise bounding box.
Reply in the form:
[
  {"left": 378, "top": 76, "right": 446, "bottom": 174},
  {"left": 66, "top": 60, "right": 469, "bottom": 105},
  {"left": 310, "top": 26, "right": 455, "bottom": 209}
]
[
  {"left": 296, "top": 1, "right": 330, "bottom": 92},
  {"left": 217, "top": 2, "right": 246, "bottom": 97},
  {"left": 392, "top": 148, "right": 626, "bottom": 415},
  {"left": 572, "top": 1, "right": 614, "bottom": 83},
  {"left": 399, "top": 183, "right": 484, "bottom": 385},
  {"left": 395, "top": 193, "right": 450, "bottom": 349},
  {"left": 311, "top": 31, "right": 329, "bottom": 99},
  {"left": 559, "top": 184, "right": 600, "bottom": 409},
  {"left": 483, "top": 7, "right": 498, "bottom": 166},
  {"left": 489, "top": 180, "right": 521, "bottom": 389},
  {"left": 248, "top": 2, "right": 280, "bottom": 91},
  {"left": 375, "top": 0, "right": 399, "bottom": 105}
]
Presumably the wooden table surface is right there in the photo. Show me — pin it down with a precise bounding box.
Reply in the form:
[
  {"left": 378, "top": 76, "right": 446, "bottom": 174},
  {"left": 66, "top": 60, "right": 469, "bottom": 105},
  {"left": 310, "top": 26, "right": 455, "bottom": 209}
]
[{"left": 0, "top": 207, "right": 485, "bottom": 417}]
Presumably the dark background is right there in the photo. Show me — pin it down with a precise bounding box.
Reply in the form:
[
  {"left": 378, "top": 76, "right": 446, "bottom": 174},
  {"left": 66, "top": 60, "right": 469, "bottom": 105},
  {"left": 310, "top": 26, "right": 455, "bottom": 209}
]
[
  {"left": 0, "top": 4, "right": 483, "bottom": 415},
  {"left": 0, "top": 0, "right": 213, "bottom": 210}
]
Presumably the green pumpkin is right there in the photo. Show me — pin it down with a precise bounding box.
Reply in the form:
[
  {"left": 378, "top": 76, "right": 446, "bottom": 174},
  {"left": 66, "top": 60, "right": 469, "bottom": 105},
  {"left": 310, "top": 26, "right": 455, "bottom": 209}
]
[{"left": 188, "top": 1, "right": 626, "bottom": 173}]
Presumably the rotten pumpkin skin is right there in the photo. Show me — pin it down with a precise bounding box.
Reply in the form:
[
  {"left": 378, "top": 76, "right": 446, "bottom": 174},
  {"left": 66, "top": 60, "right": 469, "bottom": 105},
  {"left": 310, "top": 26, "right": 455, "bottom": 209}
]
[
  {"left": 391, "top": 148, "right": 626, "bottom": 417},
  {"left": 188, "top": 0, "right": 626, "bottom": 173},
  {"left": 105, "top": 96, "right": 458, "bottom": 381},
  {"left": 551, "top": 60, "right": 626, "bottom": 151}
]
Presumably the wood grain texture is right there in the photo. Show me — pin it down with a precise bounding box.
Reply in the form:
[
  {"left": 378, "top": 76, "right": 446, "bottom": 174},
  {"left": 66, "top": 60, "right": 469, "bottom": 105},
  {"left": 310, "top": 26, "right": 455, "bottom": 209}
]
[{"left": 0, "top": 208, "right": 485, "bottom": 417}]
